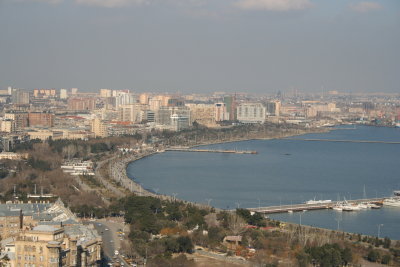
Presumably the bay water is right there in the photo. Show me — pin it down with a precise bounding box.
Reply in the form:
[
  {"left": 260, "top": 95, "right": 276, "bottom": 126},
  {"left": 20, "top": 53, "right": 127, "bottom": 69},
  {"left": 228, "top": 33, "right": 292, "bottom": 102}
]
[{"left": 127, "top": 126, "right": 400, "bottom": 239}]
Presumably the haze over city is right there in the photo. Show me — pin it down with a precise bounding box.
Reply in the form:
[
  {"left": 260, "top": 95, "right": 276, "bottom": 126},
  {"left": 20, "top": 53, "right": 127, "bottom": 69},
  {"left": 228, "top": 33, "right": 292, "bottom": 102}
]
[{"left": 1, "top": 0, "right": 399, "bottom": 93}]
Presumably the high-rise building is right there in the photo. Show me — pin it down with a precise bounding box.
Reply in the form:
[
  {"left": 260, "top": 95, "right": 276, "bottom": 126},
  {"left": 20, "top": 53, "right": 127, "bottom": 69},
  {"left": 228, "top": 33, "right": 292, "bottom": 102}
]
[
  {"left": 149, "top": 98, "right": 162, "bottom": 111},
  {"left": 266, "top": 100, "right": 281, "bottom": 116},
  {"left": 71, "top": 88, "right": 78, "bottom": 95},
  {"left": 171, "top": 113, "right": 190, "bottom": 131},
  {"left": 91, "top": 118, "right": 108, "bottom": 137},
  {"left": 186, "top": 103, "right": 216, "bottom": 127},
  {"left": 141, "top": 110, "right": 155, "bottom": 122},
  {"left": 223, "top": 95, "right": 237, "bottom": 121},
  {"left": 59, "top": 89, "right": 68, "bottom": 99},
  {"left": 11, "top": 89, "right": 29, "bottom": 105},
  {"left": 28, "top": 112, "right": 55, "bottom": 127},
  {"left": 139, "top": 93, "right": 150, "bottom": 104},
  {"left": 68, "top": 98, "right": 96, "bottom": 111},
  {"left": 115, "top": 91, "right": 136, "bottom": 108},
  {"left": 33, "top": 89, "right": 56, "bottom": 98},
  {"left": 100, "top": 89, "right": 112, "bottom": 98},
  {"left": 157, "top": 106, "right": 191, "bottom": 126},
  {"left": 0, "top": 119, "right": 15, "bottom": 133},
  {"left": 167, "top": 98, "right": 185, "bottom": 107},
  {"left": 119, "top": 104, "right": 145, "bottom": 123},
  {"left": 214, "top": 103, "right": 229, "bottom": 122},
  {"left": 237, "top": 103, "right": 266, "bottom": 123},
  {"left": 4, "top": 112, "right": 29, "bottom": 130}
]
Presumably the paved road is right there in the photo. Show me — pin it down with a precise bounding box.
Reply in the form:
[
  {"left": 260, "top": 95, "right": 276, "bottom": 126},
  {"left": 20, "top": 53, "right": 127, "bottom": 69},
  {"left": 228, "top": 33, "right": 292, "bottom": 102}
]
[
  {"left": 95, "top": 155, "right": 127, "bottom": 197},
  {"left": 93, "top": 219, "right": 130, "bottom": 267}
]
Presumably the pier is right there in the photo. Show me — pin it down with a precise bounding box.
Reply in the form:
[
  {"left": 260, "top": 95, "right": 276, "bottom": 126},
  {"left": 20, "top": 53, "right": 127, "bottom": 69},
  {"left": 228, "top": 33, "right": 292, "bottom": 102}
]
[
  {"left": 247, "top": 198, "right": 384, "bottom": 214},
  {"left": 284, "top": 138, "right": 400, "bottom": 144},
  {"left": 165, "top": 148, "right": 257, "bottom": 154}
]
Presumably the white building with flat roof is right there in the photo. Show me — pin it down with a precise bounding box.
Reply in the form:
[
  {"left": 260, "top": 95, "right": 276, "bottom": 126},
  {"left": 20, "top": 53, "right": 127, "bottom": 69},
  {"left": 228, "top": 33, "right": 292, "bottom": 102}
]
[{"left": 237, "top": 103, "right": 266, "bottom": 124}]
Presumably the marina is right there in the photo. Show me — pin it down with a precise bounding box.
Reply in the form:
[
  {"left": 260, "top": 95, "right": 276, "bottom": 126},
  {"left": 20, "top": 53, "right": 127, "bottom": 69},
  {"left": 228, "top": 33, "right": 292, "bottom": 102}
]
[{"left": 247, "top": 198, "right": 384, "bottom": 214}]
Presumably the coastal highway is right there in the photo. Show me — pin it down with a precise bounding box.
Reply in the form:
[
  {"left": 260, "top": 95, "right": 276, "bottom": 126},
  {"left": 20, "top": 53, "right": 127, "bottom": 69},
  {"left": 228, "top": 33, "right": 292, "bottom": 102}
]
[{"left": 93, "top": 219, "right": 131, "bottom": 266}]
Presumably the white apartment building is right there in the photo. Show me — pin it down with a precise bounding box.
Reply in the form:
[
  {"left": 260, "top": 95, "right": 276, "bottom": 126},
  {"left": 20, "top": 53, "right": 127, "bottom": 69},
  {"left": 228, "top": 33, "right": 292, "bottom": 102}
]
[{"left": 237, "top": 103, "right": 266, "bottom": 123}]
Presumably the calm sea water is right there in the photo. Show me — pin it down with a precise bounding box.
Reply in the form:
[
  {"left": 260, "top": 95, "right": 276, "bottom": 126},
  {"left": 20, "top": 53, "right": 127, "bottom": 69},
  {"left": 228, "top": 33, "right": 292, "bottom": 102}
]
[{"left": 127, "top": 126, "right": 400, "bottom": 239}]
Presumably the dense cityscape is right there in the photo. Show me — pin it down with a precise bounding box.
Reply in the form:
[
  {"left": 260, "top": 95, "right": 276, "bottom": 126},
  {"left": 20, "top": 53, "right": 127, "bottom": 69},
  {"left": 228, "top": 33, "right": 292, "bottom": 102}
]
[
  {"left": 0, "top": 86, "right": 399, "bottom": 266},
  {"left": 1, "top": 0, "right": 399, "bottom": 266}
]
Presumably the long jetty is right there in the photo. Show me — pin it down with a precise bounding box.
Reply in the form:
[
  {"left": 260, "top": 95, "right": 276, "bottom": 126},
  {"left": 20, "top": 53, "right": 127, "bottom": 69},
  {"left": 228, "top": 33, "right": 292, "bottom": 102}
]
[
  {"left": 165, "top": 148, "right": 257, "bottom": 154},
  {"left": 247, "top": 198, "right": 384, "bottom": 214},
  {"left": 284, "top": 138, "right": 400, "bottom": 144}
]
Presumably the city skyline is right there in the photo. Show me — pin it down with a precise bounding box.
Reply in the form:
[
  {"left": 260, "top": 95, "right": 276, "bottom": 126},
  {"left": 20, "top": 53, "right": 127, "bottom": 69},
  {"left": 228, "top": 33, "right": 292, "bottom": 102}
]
[{"left": 0, "top": 0, "right": 399, "bottom": 93}]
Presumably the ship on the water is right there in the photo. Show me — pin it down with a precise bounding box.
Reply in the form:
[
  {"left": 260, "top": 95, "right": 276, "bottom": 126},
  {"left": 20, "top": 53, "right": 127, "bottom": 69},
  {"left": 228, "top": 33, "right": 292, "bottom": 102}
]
[{"left": 305, "top": 198, "right": 332, "bottom": 205}]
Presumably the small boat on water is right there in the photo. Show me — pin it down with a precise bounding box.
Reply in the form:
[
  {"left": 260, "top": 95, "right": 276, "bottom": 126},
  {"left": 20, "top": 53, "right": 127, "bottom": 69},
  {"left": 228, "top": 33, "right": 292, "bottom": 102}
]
[
  {"left": 332, "top": 205, "right": 343, "bottom": 211},
  {"left": 367, "top": 203, "right": 381, "bottom": 209},
  {"left": 305, "top": 199, "right": 332, "bottom": 205},
  {"left": 383, "top": 197, "right": 400, "bottom": 207},
  {"left": 357, "top": 203, "right": 369, "bottom": 209}
]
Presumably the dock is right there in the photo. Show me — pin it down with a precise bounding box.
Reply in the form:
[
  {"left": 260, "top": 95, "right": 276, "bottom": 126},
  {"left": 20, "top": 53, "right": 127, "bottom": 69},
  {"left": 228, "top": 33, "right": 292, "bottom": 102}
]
[
  {"left": 247, "top": 198, "right": 384, "bottom": 214},
  {"left": 165, "top": 148, "right": 257, "bottom": 154},
  {"left": 284, "top": 138, "right": 400, "bottom": 144}
]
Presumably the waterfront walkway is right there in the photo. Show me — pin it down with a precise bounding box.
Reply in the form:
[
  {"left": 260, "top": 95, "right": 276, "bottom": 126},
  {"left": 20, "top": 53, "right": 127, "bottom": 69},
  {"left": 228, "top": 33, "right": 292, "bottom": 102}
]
[{"left": 247, "top": 198, "right": 384, "bottom": 214}]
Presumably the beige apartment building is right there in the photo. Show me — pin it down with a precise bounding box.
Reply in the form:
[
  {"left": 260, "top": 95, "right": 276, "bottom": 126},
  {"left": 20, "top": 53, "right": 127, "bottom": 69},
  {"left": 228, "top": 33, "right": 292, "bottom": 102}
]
[
  {"left": 186, "top": 104, "right": 216, "bottom": 127},
  {"left": 27, "top": 130, "right": 63, "bottom": 141},
  {"left": 13, "top": 225, "right": 101, "bottom": 267},
  {"left": 0, "top": 201, "right": 102, "bottom": 267},
  {"left": 90, "top": 118, "right": 108, "bottom": 138}
]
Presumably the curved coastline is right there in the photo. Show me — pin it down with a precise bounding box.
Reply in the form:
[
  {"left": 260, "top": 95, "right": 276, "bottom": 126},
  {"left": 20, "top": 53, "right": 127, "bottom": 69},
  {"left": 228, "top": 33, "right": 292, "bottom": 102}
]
[
  {"left": 124, "top": 125, "right": 400, "bottom": 240},
  {"left": 123, "top": 127, "right": 330, "bottom": 202}
]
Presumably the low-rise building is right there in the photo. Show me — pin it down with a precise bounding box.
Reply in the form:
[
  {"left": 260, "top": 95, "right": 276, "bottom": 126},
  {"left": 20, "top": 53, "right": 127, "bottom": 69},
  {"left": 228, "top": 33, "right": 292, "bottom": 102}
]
[
  {"left": 0, "top": 200, "right": 101, "bottom": 267},
  {"left": 27, "top": 130, "right": 63, "bottom": 141}
]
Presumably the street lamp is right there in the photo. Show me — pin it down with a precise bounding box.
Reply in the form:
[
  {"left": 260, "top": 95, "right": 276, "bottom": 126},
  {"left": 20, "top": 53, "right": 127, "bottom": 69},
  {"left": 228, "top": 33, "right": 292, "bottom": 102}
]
[
  {"left": 335, "top": 216, "right": 342, "bottom": 231},
  {"left": 172, "top": 193, "right": 178, "bottom": 202},
  {"left": 377, "top": 224, "right": 384, "bottom": 238}
]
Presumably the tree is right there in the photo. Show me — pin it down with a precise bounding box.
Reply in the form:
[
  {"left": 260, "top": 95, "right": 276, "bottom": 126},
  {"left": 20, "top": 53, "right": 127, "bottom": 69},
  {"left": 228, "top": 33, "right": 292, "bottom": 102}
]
[
  {"left": 367, "top": 250, "right": 380, "bottom": 262},
  {"left": 341, "top": 247, "right": 352, "bottom": 265},
  {"left": 177, "top": 236, "right": 194, "bottom": 253},
  {"left": 296, "top": 251, "right": 310, "bottom": 267},
  {"left": 381, "top": 254, "right": 391, "bottom": 265},
  {"left": 383, "top": 237, "right": 391, "bottom": 249}
]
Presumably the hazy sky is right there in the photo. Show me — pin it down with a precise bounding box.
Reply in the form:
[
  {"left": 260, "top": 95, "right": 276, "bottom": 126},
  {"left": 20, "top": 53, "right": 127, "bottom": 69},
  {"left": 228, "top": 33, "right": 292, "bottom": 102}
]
[{"left": 0, "top": 0, "right": 399, "bottom": 94}]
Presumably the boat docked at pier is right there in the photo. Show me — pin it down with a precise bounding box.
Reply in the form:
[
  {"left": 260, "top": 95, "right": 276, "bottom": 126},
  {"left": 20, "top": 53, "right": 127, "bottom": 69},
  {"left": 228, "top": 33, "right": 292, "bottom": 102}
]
[
  {"left": 305, "top": 199, "right": 332, "bottom": 205},
  {"left": 383, "top": 197, "right": 400, "bottom": 207}
]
